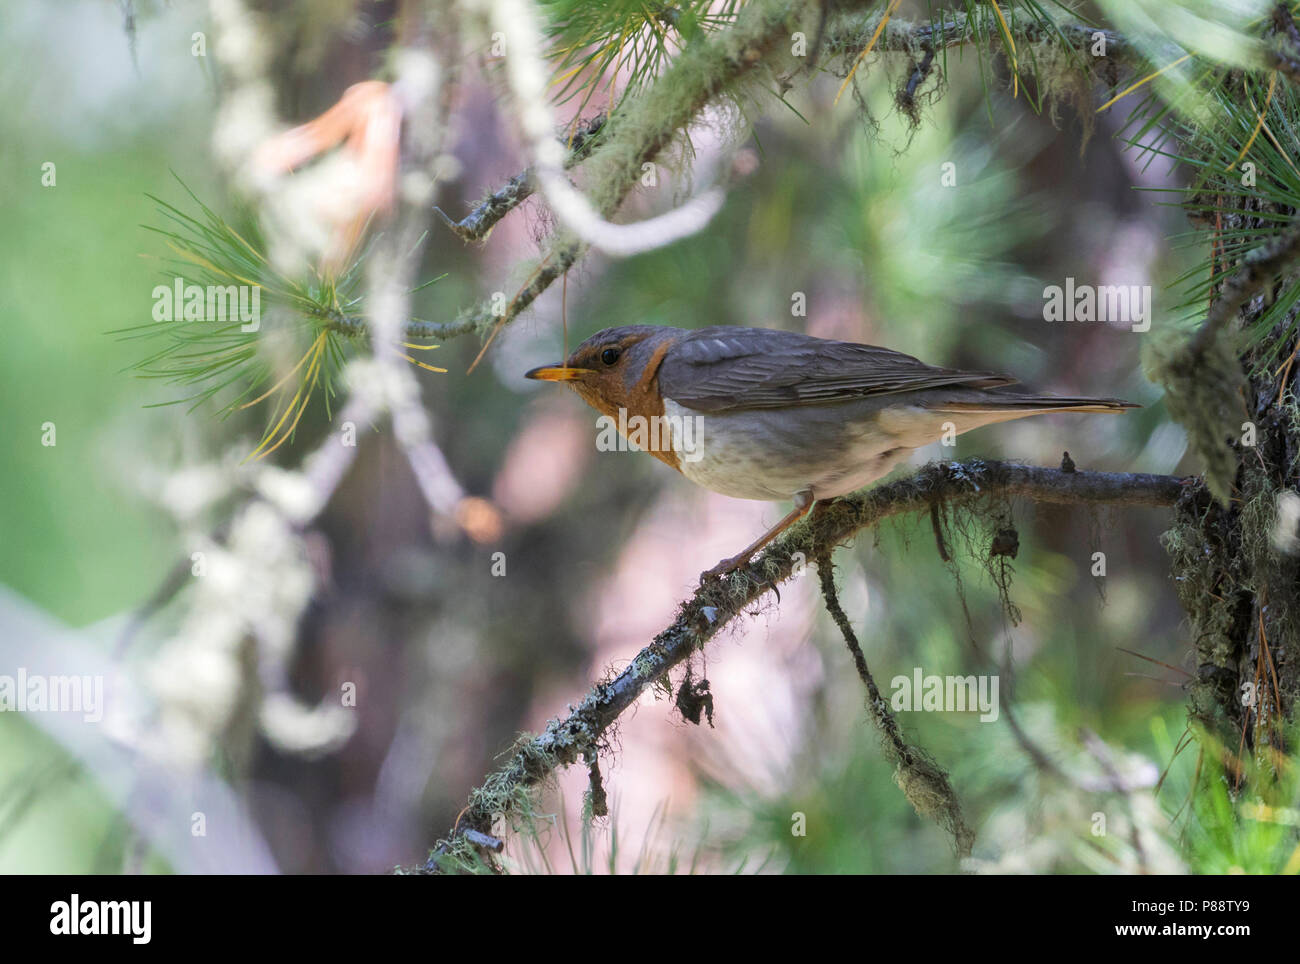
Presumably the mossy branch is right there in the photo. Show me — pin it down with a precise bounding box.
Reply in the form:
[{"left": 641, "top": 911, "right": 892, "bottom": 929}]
[
  {"left": 824, "top": 10, "right": 1131, "bottom": 66},
  {"left": 424, "top": 458, "right": 1183, "bottom": 871},
  {"left": 816, "top": 550, "right": 975, "bottom": 857}
]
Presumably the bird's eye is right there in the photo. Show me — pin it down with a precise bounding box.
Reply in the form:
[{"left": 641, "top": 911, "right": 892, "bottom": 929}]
[{"left": 600, "top": 347, "right": 621, "bottom": 366}]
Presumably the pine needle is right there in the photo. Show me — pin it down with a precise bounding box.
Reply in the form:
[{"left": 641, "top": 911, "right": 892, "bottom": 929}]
[
  {"left": 988, "top": 0, "right": 1018, "bottom": 100},
  {"left": 401, "top": 353, "right": 449, "bottom": 373},
  {"left": 246, "top": 331, "right": 329, "bottom": 461},
  {"left": 1096, "top": 52, "right": 1193, "bottom": 114},
  {"left": 1248, "top": 88, "right": 1300, "bottom": 180},
  {"left": 1228, "top": 71, "right": 1277, "bottom": 173},
  {"left": 237, "top": 339, "right": 317, "bottom": 411},
  {"left": 834, "top": 0, "right": 902, "bottom": 107},
  {"left": 129, "top": 182, "right": 447, "bottom": 460}
]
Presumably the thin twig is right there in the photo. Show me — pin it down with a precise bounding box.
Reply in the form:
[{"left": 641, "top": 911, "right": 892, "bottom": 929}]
[
  {"left": 433, "top": 112, "right": 606, "bottom": 243},
  {"left": 1080, "top": 727, "right": 1152, "bottom": 873}
]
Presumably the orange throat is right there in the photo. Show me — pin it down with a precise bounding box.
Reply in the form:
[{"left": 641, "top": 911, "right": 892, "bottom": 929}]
[{"left": 573, "top": 339, "right": 680, "bottom": 471}]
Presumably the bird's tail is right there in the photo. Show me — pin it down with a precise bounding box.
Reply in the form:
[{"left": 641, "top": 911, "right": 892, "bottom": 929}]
[{"left": 934, "top": 394, "right": 1137, "bottom": 416}]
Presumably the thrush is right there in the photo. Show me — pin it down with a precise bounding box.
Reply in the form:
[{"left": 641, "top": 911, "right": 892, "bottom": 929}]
[{"left": 526, "top": 325, "right": 1135, "bottom": 580}]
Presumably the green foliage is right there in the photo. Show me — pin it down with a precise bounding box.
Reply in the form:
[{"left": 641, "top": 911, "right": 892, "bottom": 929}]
[
  {"left": 1098, "top": 0, "right": 1268, "bottom": 75},
  {"left": 1117, "top": 4, "right": 1300, "bottom": 500},
  {"left": 1094, "top": 1, "right": 1277, "bottom": 175},
  {"left": 539, "top": 0, "right": 742, "bottom": 111},
  {"left": 1154, "top": 720, "right": 1300, "bottom": 874},
  {"left": 834, "top": 110, "right": 1045, "bottom": 359},
  {"left": 1140, "top": 67, "right": 1300, "bottom": 366},
  {"left": 118, "top": 179, "right": 444, "bottom": 459}
]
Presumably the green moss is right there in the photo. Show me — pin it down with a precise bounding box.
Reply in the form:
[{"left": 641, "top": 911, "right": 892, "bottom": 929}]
[{"left": 1144, "top": 328, "right": 1247, "bottom": 506}]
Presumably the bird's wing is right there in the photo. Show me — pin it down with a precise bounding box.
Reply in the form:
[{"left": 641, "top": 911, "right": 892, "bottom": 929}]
[{"left": 656, "top": 327, "right": 1017, "bottom": 413}]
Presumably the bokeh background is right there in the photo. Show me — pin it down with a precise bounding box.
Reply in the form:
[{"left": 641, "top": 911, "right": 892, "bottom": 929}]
[{"left": 0, "top": 0, "right": 1213, "bottom": 873}]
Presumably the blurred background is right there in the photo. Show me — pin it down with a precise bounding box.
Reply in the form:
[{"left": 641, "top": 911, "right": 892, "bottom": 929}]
[{"left": 0, "top": 0, "right": 1218, "bottom": 874}]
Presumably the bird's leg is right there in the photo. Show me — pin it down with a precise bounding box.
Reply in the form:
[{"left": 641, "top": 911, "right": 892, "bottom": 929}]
[{"left": 702, "top": 490, "right": 815, "bottom": 581}]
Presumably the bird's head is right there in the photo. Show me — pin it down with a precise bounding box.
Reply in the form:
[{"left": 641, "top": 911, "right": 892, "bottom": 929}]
[{"left": 525, "top": 325, "right": 679, "bottom": 419}]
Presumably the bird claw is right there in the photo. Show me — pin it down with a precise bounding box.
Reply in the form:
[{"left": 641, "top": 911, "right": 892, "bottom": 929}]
[{"left": 700, "top": 553, "right": 749, "bottom": 583}]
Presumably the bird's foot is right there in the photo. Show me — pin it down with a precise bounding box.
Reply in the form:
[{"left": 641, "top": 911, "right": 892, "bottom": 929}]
[
  {"left": 809, "top": 498, "right": 835, "bottom": 521},
  {"left": 700, "top": 551, "right": 752, "bottom": 583}
]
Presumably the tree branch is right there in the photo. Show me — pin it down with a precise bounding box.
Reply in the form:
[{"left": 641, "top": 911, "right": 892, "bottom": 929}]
[
  {"left": 424, "top": 458, "right": 1184, "bottom": 870},
  {"left": 824, "top": 11, "right": 1133, "bottom": 70}
]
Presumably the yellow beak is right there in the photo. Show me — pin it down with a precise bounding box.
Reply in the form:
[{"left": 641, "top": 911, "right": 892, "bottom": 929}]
[{"left": 525, "top": 365, "right": 591, "bottom": 382}]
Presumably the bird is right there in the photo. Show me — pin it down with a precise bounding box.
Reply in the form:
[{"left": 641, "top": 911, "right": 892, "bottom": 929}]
[{"left": 526, "top": 324, "right": 1135, "bottom": 580}]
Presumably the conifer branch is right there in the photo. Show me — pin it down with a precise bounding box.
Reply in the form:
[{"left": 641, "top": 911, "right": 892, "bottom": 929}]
[{"left": 425, "top": 459, "right": 1184, "bottom": 871}]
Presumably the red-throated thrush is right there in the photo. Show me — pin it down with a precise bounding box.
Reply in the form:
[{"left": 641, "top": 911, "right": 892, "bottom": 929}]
[{"left": 527, "top": 325, "right": 1134, "bottom": 579}]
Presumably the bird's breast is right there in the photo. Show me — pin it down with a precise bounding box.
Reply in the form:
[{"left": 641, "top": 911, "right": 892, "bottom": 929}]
[{"left": 662, "top": 397, "right": 916, "bottom": 501}]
